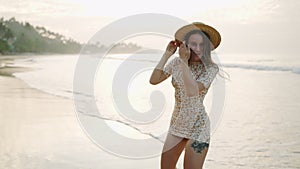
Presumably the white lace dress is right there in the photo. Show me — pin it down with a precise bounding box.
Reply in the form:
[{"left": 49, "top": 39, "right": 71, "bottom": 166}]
[{"left": 163, "top": 57, "right": 219, "bottom": 144}]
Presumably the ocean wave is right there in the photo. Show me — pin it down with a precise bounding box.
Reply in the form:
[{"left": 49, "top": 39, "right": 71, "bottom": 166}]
[
  {"left": 103, "top": 56, "right": 300, "bottom": 75},
  {"left": 219, "top": 62, "right": 300, "bottom": 74}
]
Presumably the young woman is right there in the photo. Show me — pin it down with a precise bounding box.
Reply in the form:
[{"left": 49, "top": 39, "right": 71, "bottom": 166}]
[{"left": 149, "top": 22, "right": 221, "bottom": 169}]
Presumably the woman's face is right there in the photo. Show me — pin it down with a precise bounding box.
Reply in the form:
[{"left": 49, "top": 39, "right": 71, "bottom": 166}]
[{"left": 187, "top": 33, "right": 204, "bottom": 62}]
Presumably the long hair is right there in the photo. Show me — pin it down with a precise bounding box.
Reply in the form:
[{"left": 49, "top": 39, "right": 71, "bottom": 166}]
[{"left": 184, "top": 30, "right": 230, "bottom": 81}]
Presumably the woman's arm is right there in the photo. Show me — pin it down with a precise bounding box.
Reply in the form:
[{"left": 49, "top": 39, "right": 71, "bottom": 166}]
[
  {"left": 149, "top": 52, "right": 171, "bottom": 85},
  {"left": 149, "top": 41, "right": 177, "bottom": 85}
]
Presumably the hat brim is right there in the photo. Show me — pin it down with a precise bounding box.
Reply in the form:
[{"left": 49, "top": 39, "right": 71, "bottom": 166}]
[{"left": 175, "top": 22, "right": 221, "bottom": 51}]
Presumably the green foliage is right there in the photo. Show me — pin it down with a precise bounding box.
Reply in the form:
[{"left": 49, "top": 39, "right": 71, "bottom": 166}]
[
  {"left": 0, "top": 17, "right": 84, "bottom": 54},
  {"left": 0, "top": 39, "right": 9, "bottom": 51},
  {"left": 0, "top": 18, "right": 81, "bottom": 54},
  {"left": 0, "top": 17, "right": 143, "bottom": 55}
]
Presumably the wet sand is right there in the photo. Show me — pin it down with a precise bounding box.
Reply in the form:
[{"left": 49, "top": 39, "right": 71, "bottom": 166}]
[{"left": 0, "top": 58, "right": 159, "bottom": 168}]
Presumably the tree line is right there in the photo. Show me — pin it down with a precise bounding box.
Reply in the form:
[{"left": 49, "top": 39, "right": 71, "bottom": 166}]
[{"left": 0, "top": 17, "right": 141, "bottom": 55}]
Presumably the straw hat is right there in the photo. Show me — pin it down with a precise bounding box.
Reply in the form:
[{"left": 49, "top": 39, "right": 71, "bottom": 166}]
[{"left": 175, "top": 22, "right": 221, "bottom": 50}]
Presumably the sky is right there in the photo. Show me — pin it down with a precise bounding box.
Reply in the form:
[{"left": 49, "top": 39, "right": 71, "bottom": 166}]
[{"left": 1, "top": 0, "right": 299, "bottom": 55}]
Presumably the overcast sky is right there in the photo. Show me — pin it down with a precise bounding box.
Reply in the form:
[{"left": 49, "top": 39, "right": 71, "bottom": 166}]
[{"left": 1, "top": 0, "right": 299, "bottom": 55}]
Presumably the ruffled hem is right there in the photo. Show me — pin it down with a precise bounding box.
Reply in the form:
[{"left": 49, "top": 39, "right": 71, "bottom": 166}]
[{"left": 168, "top": 128, "right": 210, "bottom": 144}]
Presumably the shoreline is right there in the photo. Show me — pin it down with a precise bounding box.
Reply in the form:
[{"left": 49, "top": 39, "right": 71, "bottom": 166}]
[
  {"left": 0, "top": 55, "right": 36, "bottom": 77},
  {"left": 0, "top": 66, "right": 34, "bottom": 77},
  {"left": 0, "top": 65, "right": 160, "bottom": 169},
  {"left": 0, "top": 61, "right": 102, "bottom": 168}
]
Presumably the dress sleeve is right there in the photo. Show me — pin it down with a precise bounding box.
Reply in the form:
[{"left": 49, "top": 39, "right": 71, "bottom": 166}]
[
  {"left": 163, "top": 57, "right": 179, "bottom": 77},
  {"left": 197, "top": 64, "right": 219, "bottom": 89}
]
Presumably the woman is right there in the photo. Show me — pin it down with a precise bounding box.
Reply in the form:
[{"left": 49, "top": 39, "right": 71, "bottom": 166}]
[{"left": 149, "top": 22, "right": 221, "bottom": 169}]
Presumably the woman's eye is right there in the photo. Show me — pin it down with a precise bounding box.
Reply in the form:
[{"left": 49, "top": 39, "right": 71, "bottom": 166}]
[{"left": 189, "top": 43, "right": 204, "bottom": 48}]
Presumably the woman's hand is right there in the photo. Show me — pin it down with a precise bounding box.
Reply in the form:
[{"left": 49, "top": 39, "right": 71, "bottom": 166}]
[
  {"left": 179, "top": 41, "right": 190, "bottom": 64},
  {"left": 164, "top": 40, "right": 178, "bottom": 58}
]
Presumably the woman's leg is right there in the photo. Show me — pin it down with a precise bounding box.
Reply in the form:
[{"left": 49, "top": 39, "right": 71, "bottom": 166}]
[
  {"left": 161, "top": 133, "right": 188, "bottom": 169},
  {"left": 183, "top": 140, "right": 209, "bottom": 169}
]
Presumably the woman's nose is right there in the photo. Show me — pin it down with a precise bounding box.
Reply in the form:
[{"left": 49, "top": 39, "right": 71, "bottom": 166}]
[{"left": 195, "top": 45, "right": 201, "bottom": 51}]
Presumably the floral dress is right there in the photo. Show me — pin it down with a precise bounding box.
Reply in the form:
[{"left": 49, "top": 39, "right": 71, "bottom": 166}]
[{"left": 163, "top": 57, "right": 219, "bottom": 145}]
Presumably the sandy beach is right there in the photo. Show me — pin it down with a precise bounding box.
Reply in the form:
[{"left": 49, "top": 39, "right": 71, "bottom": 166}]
[
  {"left": 0, "top": 68, "right": 86, "bottom": 168},
  {"left": 0, "top": 57, "right": 160, "bottom": 168}
]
